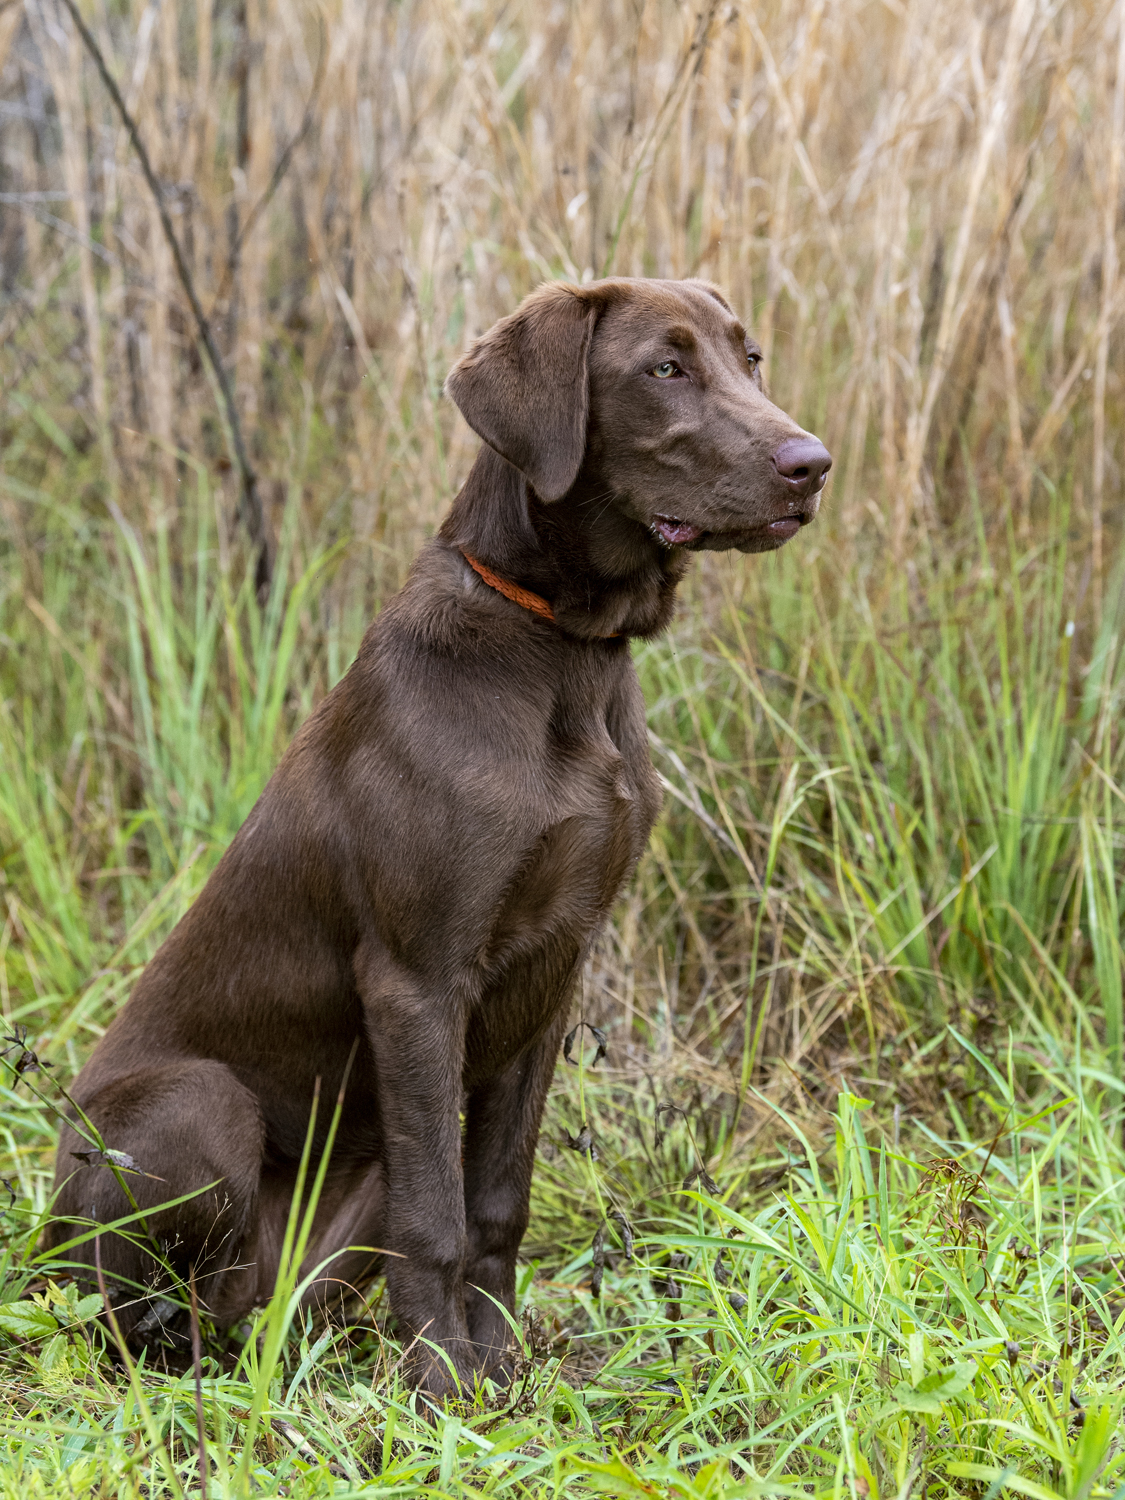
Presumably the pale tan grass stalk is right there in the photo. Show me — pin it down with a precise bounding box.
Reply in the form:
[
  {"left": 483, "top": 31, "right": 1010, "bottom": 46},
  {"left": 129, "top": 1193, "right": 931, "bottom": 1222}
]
[
  {"left": 192, "top": 0, "right": 213, "bottom": 198},
  {"left": 236, "top": 0, "right": 274, "bottom": 430},
  {"left": 740, "top": 3, "right": 860, "bottom": 355},
  {"left": 1091, "top": 0, "right": 1125, "bottom": 626},
  {"left": 0, "top": 4, "right": 22, "bottom": 76},
  {"left": 901, "top": 0, "right": 1035, "bottom": 534},
  {"left": 138, "top": 0, "right": 181, "bottom": 495},
  {"left": 145, "top": 212, "right": 175, "bottom": 490},
  {"left": 157, "top": 0, "right": 178, "bottom": 129},
  {"left": 30, "top": 2, "right": 112, "bottom": 465},
  {"left": 122, "top": 0, "right": 157, "bottom": 116},
  {"left": 877, "top": 171, "right": 904, "bottom": 530},
  {"left": 107, "top": 0, "right": 160, "bottom": 483},
  {"left": 997, "top": 276, "right": 1030, "bottom": 541},
  {"left": 341, "top": 0, "right": 365, "bottom": 311},
  {"left": 90, "top": 11, "right": 129, "bottom": 448},
  {"left": 604, "top": 0, "right": 721, "bottom": 278},
  {"left": 1029, "top": 283, "right": 1125, "bottom": 465},
  {"left": 694, "top": 25, "right": 726, "bottom": 281}
]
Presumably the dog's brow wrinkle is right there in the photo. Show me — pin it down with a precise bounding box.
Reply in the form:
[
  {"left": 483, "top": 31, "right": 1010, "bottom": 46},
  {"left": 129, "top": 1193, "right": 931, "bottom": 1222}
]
[{"left": 665, "top": 324, "right": 696, "bottom": 349}]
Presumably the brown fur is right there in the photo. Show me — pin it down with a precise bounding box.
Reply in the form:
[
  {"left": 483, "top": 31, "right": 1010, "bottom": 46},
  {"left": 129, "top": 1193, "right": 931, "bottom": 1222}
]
[{"left": 50, "top": 277, "right": 830, "bottom": 1394}]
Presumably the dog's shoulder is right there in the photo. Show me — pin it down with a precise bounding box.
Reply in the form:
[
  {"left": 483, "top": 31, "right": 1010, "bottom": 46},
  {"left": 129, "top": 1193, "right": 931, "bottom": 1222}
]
[{"left": 372, "top": 540, "right": 514, "bottom": 653}]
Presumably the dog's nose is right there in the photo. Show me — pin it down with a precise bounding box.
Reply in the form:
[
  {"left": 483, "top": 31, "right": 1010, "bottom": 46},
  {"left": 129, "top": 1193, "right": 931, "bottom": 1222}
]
[{"left": 772, "top": 437, "right": 832, "bottom": 499}]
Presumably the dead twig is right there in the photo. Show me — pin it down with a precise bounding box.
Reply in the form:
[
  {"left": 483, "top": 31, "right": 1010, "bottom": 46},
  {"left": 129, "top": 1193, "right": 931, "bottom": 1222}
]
[
  {"left": 210, "top": 11, "right": 328, "bottom": 317},
  {"left": 57, "top": 0, "right": 271, "bottom": 595}
]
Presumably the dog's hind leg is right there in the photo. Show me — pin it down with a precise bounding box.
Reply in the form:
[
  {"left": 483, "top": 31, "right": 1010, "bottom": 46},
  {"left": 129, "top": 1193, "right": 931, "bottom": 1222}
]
[
  {"left": 49, "top": 1059, "right": 264, "bottom": 1347},
  {"left": 215, "top": 1158, "right": 386, "bottom": 1329},
  {"left": 297, "top": 1159, "right": 386, "bottom": 1320}
]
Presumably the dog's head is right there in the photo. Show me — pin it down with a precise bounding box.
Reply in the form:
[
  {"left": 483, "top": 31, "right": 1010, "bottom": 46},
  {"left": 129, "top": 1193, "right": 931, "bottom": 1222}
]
[{"left": 445, "top": 277, "right": 830, "bottom": 555}]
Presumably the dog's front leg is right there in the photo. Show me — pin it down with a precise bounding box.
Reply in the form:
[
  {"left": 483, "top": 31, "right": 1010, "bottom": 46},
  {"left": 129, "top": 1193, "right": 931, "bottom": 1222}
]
[
  {"left": 360, "top": 966, "right": 474, "bottom": 1396},
  {"left": 461, "top": 1010, "right": 571, "bottom": 1377}
]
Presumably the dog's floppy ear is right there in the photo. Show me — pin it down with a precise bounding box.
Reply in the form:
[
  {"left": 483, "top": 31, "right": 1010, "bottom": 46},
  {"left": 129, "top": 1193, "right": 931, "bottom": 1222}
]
[{"left": 445, "top": 282, "right": 599, "bottom": 502}]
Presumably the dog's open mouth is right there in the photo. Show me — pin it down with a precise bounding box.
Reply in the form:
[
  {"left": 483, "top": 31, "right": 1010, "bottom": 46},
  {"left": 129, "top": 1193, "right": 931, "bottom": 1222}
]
[
  {"left": 653, "top": 516, "right": 704, "bottom": 546},
  {"left": 653, "top": 513, "right": 808, "bottom": 548}
]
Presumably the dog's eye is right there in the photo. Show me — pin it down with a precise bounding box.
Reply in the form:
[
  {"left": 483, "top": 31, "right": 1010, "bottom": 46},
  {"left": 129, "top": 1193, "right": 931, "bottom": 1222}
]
[{"left": 652, "top": 361, "right": 680, "bottom": 379}]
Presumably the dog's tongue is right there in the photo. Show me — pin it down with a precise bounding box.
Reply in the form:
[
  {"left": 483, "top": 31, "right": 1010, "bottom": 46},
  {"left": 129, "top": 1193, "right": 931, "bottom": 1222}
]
[{"left": 654, "top": 516, "right": 703, "bottom": 546}]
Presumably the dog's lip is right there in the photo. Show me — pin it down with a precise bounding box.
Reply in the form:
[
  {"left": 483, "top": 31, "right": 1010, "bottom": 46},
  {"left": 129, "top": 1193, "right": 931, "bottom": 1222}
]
[
  {"left": 679, "top": 511, "right": 813, "bottom": 551},
  {"left": 652, "top": 511, "right": 811, "bottom": 549},
  {"left": 652, "top": 515, "right": 704, "bottom": 546}
]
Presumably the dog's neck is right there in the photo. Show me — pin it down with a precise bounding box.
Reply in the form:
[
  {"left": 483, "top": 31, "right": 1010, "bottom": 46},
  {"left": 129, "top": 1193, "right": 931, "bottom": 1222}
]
[{"left": 438, "top": 445, "right": 689, "bottom": 641}]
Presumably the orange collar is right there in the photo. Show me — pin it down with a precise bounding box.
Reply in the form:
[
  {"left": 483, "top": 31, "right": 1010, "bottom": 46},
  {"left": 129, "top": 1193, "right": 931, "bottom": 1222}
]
[
  {"left": 463, "top": 552, "right": 557, "bottom": 624},
  {"left": 462, "top": 552, "right": 620, "bottom": 639}
]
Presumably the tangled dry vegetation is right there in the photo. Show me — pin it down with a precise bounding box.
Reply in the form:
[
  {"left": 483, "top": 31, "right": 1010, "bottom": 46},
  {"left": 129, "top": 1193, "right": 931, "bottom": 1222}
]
[
  {"left": 0, "top": 0, "right": 1124, "bottom": 1495},
  {"left": 1, "top": 0, "right": 1121, "bottom": 558}
]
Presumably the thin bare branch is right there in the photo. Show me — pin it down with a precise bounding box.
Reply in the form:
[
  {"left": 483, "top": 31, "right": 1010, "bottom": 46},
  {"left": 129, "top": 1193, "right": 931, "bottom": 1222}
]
[{"left": 56, "top": 0, "right": 271, "bottom": 594}]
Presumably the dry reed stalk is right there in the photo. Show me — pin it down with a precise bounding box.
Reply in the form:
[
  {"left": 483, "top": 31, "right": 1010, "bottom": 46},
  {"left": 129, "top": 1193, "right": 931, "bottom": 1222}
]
[
  {"left": 28, "top": 2, "right": 112, "bottom": 469},
  {"left": 1091, "top": 0, "right": 1125, "bottom": 627},
  {"left": 192, "top": 0, "right": 213, "bottom": 210},
  {"left": 114, "top": 0, "right": 159, "bottom": 472},
  {"left": 900, "top": 0, "right": 1036, "bottom": 545},
  {"left": 234, "top": 0, "right": 276, "bottom": 434},
  {"left": 142, "top": 1, "right": 179, "bottom": 496},
  {"left": 996, "top": 277, "right": 1030, "bottom": 542},
  {"left": 0, "top": 6, "right": 22, "bottom": 78},
  {"left": 53, "top": 0, "right": 271, "bottom": 582}
]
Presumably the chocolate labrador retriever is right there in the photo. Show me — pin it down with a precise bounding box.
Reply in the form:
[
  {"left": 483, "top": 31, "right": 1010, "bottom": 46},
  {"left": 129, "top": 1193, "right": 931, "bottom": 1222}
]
[{"left": 51, "top": 277, "right": 830, "bottom": 1394}]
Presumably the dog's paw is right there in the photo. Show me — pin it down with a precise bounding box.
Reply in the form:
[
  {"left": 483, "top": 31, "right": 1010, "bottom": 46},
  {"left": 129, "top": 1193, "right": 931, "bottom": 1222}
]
[
  {"left": 404, "top": 1349, "right": 474, "bottom": 1405},
  {"left": 130, "top": 1296, "right": 190, "bottom": 1353}
]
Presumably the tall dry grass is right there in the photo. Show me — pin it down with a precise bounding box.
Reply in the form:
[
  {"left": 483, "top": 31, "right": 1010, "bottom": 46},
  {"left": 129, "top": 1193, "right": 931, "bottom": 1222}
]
[{"left": 0, "top": 0, "right": 1121, "bottom": 586}]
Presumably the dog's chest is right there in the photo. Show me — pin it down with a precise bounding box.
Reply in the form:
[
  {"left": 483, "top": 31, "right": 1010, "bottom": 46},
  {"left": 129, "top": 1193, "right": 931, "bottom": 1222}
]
[{"left": 465, "top": 686, "right": 659, "bottom": 1066}]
